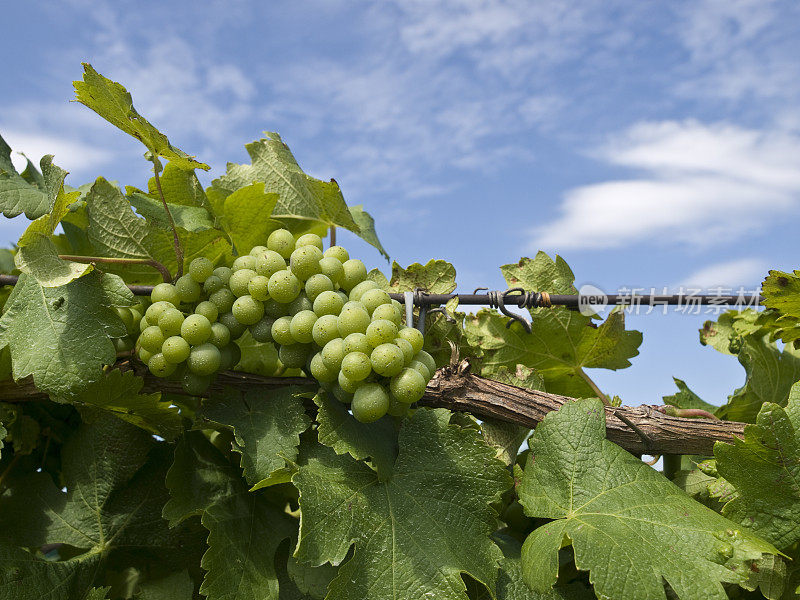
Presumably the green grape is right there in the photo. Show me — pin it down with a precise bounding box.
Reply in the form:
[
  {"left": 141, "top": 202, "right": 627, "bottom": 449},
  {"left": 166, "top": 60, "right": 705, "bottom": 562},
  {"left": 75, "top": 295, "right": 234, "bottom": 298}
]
[
  {"left": 295, "top": 233, "right": 324, "bottom": 250},
  {"left": 187, "top": 343, "right": 221, "bottom": 375},
  {"left": 324, "top": 245, "right": 349, "bottom": 263},
  {"left": 351, "top": 383, "right": 390, "bottom": 423},
  {"left": 249, "top": 316, "right": 275, "bottom": 343},
  {"left": 195, "top": 300, "right": 219, "bottom": 323},
  {"left": 218, "top": 343, "right": 242, "bottom": 371},
  {"left": 365, "top": 319, "right": 399, "bottom": 348},
  {"left": 140, "top": 325, "right": 166, "bottom": 353},
  {"left": 175, "top": 274, "right": 202, "bottom": 303},
  {"left": 213, "top": 266, "right": 233, "bottom": 285},
  {"left": 232, "top": 255, "right": 257, "bottom": 272},
  {"left": 268, "top": 269, "right": 302, "bottom": 303},
  {"left": 113, "top": 336, "right": 134, "bottom": 353},
  {"left": 341, "top": 351, "right": 372, "bottom": 381},
  {"left": 312, "top": 314, "right": 340, "bottom": 347},
  {"left": 321, "top": 338, "right": 346, "bottom": 371},
  {"left": 115, "top": 307, "right": 135, "bottom": 334},
  {"left": 309, "top": 352, "right": 337, "bottom": 382},
  {"left": 394, "top": 337, "right": 415, "bottom": 365},
  {"left": 158, "top": 307, "right": 185, "bottom": 337},
  {"left": 248, "top": 275, "right": 270, "bottom": 301},
  {"left": 370, "top": 343, "right": 405, "bottom": 377},
  {"left": 337, "top": 370, "right": 361, "bottom": 394},
  {"left": 137, "top": 347, "right": 153, "bottom": 364},
  {"left": 209, "top": 322, "right": 231, "bottom": 348},
  {"left": 128, "top": 308, "right": 143, "bottom": 335},
  {"left": 349, "top": 280, "right": 378, "bottom": 303},
  {"left": 181, "top": 314, "right": 212, "bottom": 345},
  {"left": 151, "top": 282, "right": 181, "bottom": 306},
  {"left": 343, "top": 332, "right": 371, "bottom": 355},
  {"left": 341, "top": 259, "right": 367, "bottom": 291},
  {"left": 408, "top": 359, "right": 432, "bottom": 380},
  {"left": 203, "top": 274, "right": 224, "bottom": 295},
  {"left": 249, "top": 245, "right": 268, "bottom": 257},
  {"left": 305, "top": 273, "right": 334, "bottom": 301},
  {"left": 290, "top": 310, "right": 318, "bottom": 344},
  {"left": 414, "top": 350, "right": 437, "bottom": 378},
  {"left": 287, "top": 293, "right": 313, "bottom": 315},
  {"left": 398, "top": 327, "right": 425, "bottom": 355},
  {"left": 229, "top": 268, "right": 256, "bottom": 297},
  {"left": 162, "top": 336, "right": 191, "bottom": 363},
  {"left": 391, "top": 298, "right": 404, "bottom": 316},
  {"left": 182, "top": 372, "right": 213, "bottom": 396},
  {"left": 337, "top": 302, "right": 371, "bottom": 337},
  {"left": 313, "top": 290, "right": 345, "bottom": 317},
  {"left": 189, "top": 257, "right": 214, "bottom": 282},
  {"left": 256, "top": 249, "right": 286, "bottom": 278},
  {"left": 387, "top": 395, "right": 410, "bottom": 417},
  {"left": 271, "top": 316, "right": 295, "bottom": 346},
  {"left": 318, "top": 256, "right": 344, "bottom": 286},
  {"left": 209, "top": 288, "right": 236, "bottom": 313},
  {"left": 268, "top": 228, "right": 296, "bottom": 258},
  {"left": 279, "top": 343, "right": 311, "bottom": 369},
  {"left": 289, "top": 245, "right": 323, "bottom": 281},
  {"left": 148, "top": 353, "right": 177, "bottom": 378},
  {"left": 145, "top": 301, "right": 174, "bottom": 325},
  {"left": 390, "top": 367, "right": 426, "bottom": 403},
  {"left": 264, "top": 298, "right": 290, "bottom": 318},
  {"left": 360, "top": 288, "right": 391, "bottom": 314},
  {"left": 330, "top": 384, "right": 353, "bottom": 404},
  {"left": 371, "top": 302, "right": 402, "bottom": 325},
  {"left": 337, "top": 290, "right": 349, "bottom": 304},
  {"left": 232, "top": 295, "right": 265, "bottom": 325},
  {"left": 219, "top": 312, "right": 246, "bottom": 339}
]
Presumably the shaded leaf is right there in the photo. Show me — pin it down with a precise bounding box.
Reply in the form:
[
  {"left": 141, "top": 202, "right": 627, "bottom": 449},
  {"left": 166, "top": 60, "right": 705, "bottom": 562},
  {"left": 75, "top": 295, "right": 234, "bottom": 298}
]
[
  {"left": 0, "top": 136, "right": 57, "bottom": 220},
  {"left": 663, "top": 378, "right": 718, "bottom": 414},
  {"left": 128, "top": 191, "right": 215, "bottom": 233},
  {"left": 348, "top": 205, "right": 388, "bottom": 260},
  {"left": 216, "top": 182, "right": 282, "bottom": 254}
]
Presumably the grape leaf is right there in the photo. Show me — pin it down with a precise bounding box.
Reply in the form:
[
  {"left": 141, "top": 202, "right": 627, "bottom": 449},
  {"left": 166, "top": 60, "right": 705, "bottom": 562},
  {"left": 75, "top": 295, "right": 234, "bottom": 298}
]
[
  {"left": 387, "top": 259, "right": 457, "bottom": 294},
  {"left": 0, "top": 136, "right": 58, "bottom": 220},
  {"left": 137, "top": 570, "right": 193, "bottom": 600},
  {"left": 216, "top": 182, "right": 282, "bottom": 254},
  {"left": 0, "top": 545, "right": 101, "bottom": 600},
  {"left": 700, "top": 310, "right": 762, "bottom": 355},
  {"left": 128, "top": 191, "right": 215, "bottom": 233},
  {"left": 348, "top": 205, "right": 388, "bottom": 260},
  {"left": 146, "top": 162, "right": 213, "bottom": 208},
  {"left": 73, "top": 64, "right": 208, "bottom": 171},
  {"left": 663, "top": 377, "right": 718, "bottom": 414},
  {"left": 0, "top": 423, "right": 5, "bottom": 461},
  {"left": 518, "top": 398, "right": 779, "bottom": 600},
  {"left": 234, "top": 331, "right": 279, "bottom": 376},
  {"left": 762, "top": 270, "right": 800, "bottom": 318},
  {"left": 0, "top": 271, "right": 133, "bottom": 399},
  {"left": 198, "top": 387, "right": 312, "bottom": 490},
  {"left": 284, "top": 553, "right": 337, "bottom": 600},
  {"left": 294, "top": 407, "right": 512, "bottom": 600},
  {"left": 714, "top": 382, "right": 800, "bottom": 550},
  {"left": 500, "top": 253, "right": 578, "bottom": 295}
]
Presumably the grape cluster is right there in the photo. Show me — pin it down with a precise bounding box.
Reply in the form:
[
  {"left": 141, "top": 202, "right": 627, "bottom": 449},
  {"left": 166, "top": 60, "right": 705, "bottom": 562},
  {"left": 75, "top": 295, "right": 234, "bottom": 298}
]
[{"left": 132, "top": 228, "right": 435, "bottom": 421}]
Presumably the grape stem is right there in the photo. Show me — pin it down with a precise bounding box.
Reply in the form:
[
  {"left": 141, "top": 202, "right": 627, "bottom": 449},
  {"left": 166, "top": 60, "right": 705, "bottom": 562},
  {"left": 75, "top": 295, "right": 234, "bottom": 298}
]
[
  {"left": 58, "top": 255, "right": 172, "bottom": 283},
  {"left": 150, "top": 157, "right": 184, "bottom": 279},
  {"left": 329, "top": 225, "right": 336, "bottom": 248}
]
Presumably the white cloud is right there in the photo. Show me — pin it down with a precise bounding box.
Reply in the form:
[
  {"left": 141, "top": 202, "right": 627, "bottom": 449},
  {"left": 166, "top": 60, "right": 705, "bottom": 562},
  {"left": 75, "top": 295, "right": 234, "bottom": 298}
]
[
  {"left": 2, "top": 130, "right": 115, "bottom": 176},
  {"left": 530, "top": 120, "right": 800, "bottom": 250},
  {"left": 676, "top": 258, "right": 768, "bottom": 290}
]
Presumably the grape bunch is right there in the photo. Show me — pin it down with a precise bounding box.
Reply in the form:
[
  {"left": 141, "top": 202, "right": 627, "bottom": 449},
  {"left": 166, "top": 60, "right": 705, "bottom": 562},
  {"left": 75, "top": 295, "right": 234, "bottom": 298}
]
[{"left": 132, "top": 228, "right": 436, "bottom": 422}]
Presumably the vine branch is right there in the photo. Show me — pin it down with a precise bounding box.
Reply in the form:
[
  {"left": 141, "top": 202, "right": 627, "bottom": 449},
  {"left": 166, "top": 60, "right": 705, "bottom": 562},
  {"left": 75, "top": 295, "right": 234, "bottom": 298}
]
[
  {"left": 150, "top": 158, "right": 183, "bottom": 279},
  {"left": 58, "top": 255, "right": 172, "bottom": 283}
]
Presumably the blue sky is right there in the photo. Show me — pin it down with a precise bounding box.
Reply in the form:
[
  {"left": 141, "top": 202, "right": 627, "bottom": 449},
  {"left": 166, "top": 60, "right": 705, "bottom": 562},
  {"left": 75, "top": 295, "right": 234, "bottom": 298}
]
[{"left": 1, "top": 0, "right": 799, "bottom": 406}]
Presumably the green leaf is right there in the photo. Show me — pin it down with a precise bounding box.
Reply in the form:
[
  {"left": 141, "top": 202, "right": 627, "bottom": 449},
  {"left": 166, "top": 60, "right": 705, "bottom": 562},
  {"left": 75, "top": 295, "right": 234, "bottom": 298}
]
[
  {"left": 294, "top": 407, "right": 512, "bottom": 600},
  {"left": 0, "top": 136, "right": 57, "bottom": 220},
  {"left": 700, "top": 310, "right": 762, "bottom": 355},
  {"left": 0, "top": 271, "right": 133, "bottom": 398},
  {"left": 198, "top": 387, "right": 311, "bottom": 490},
  {"left": 500, "top": 253, "right": 578, "bottom": 295},
  {"left": 284, "top": 554, "right": 337, "bottom": 600},
  {"left": 763, "top": 270, "right": 800, "bottom": 318},
  {"left": 128, "top": 191, "right": 215, "bottom": 233},
  {"left": 348, "top": 205, "right": 388, "bottom": 260},
  {"left": 312, "top": 391, "right": 397, "bottom": 479},
  {"left": 234, "top": 331, "right": 279, "bottom": 376},
  {"left": 387, "top": 259, "right": 457, "bottom": 294},
  {"left": 480, "top": 418, "right": 530, "bottom": 467},
  {"left": 73, "top": 64, "right": 208, "bottom": 171},
  {"left": 137, "top": 571, "right": 194, "bottom": 600},
  {"left": 663, "top": 377, "right": 719, "bottom": 414},
  {"left": 0, "top": 545, "right": 101, "bottom": 600},
  {"left": 518, "top": 398, "right": 779, "bottom": 600},
  {"left": 216, "top": 182, "right": 282, "bottom": 254},
  {"left": 147, "top": 162, "right": 213, "bottom": 208}
]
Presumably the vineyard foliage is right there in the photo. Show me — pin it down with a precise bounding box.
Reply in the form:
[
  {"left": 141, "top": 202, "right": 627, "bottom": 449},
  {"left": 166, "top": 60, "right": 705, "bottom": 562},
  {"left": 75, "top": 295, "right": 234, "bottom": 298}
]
[{"left": 0, "top": 64, "right": 798, "bottom": 600}]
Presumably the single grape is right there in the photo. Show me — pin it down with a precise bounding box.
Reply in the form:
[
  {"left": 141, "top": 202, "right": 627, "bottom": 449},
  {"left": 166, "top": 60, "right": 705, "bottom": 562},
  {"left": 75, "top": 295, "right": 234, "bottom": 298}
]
[
  {"left": 140, "top": 325, "right": 166, "bottom": 353},
  {"left": 312, "top": 314, "right": 340, "bottom": 347},
  {"left": 249, "top": 245, "right": 268, "bottom": 257},
  {"left": 268, "top": 228, "right": 296, "bottom": 258},
  {"left": 137, "top": 347, "right": 153, "bottom": 364},
  {"left": 115, "top": 307, "right": 135, "bottom": 334},
  {"left": 158, "top": 307, "right": 185, "bottom": 337},
  {"left": 318, "top": 256, "right": 344, "bottom": 286},
  {"left": 140, "top": 316, "right": 152, "bottom": 333},
  {"left": 232, "top": 255, "right": 257, "bottom": 272},
  {"left": 248, "top": 275, "right": 270, "bottom": 301},
  {"left": 349, "top": 280, "right": 379, "bottom": 303},
  {"left": 305, "top": 273, "right": 334, "bottom": 301},
  {"left": 342, "top": 332, "right": 372, "bottom": 355},
  {"left": 371, "top": 302, "right": 402, "bottom": 325},
  {"left": 370, "top": 343, "right": 405, "bottom": 377},
  {"left": 264, "top": 298, "right": 290, "bottom": 318},
  {"left": 365, "top": 319, "right": 399, "bottom": 348},
  {"left": 295, "top": 233, "right": 324, "bottom": 250},
  {"left": 321, "top": 338, "right": 346, "bottom": 371},
  {"left": 268, "top": 270, "right": 302, "bottom": 304},
  {"left": 313, "top": 290, "right": 345, "bottom": 317},
  {"left": 341, "top": 259, "right": 367, "bottom": 291},
  {"left": 175, "top": 274, "right": 202, "bottom": 303},
  {"left": 398, "top": 327, "right": 425, "bottom": 355},
  {"left": 182, "top": 372, "right": 213, "bottom": 396},
  {"left": 256, "top": 250, "right": 286, "bottom": 278},
  {"left": 394, "top": 337, "right": 415, "bottom": 365},
  {"left": 337, "top": 290, "right": 349, "bottom": 304},
  {"left": 218, "top": 343, "right": 242, "bottom": 371},
  {"left": 189, "top": 257, "right": 214, "bottom": 282},
  {"left": 271, "top": 316, "right": 295, "bottom": 346},
  {"left": 408, "top": 359, "right": 432, "bottom": 380},
  {"left": 187, "top": 343, "right": 221, "bottom": 375},
  {"left": 208, "top": 322, "right": 232, "bottom": 348},
  {"left": 209, "top": 288, "right": 236, "bottom": 313},
  {"left": 232, "top": 295, "right": 265, "bottom": 325},
  {"left": 290, "top": 310, "right": 318, "bottom": 344},
  {"left": 337, "top": 370, "right": 361, "bottom": 394},
  {"left": 309, "top": 352, "right": 337, "bottom": 382},
  {"left": 287, "top": 293, "right": 313, "bottom": 315},
  {"left": 414, "top": 350, "right": 437, "bottom": 378},
  {"left": 390, "top": 367, "right": 426, "bottom": 403},
  {"left": 113, "top": 336, "right": 134, "bottom": 353},
  {"left": 229, "top": 268, "right": 256, "bottom": 297},
  {"left": 279, "top": 343, "right": 312, "bottom": 369},
  {"left": 324, "top": 245, "right": 349, "bottom": 263},
  {"left": 181, "top": 314, "right": 212, "bottom": 345},
  {"left": 148, "top": 353, "right": 177, "bottom": 378},
  {"left": 387, "top": 395, "right": 410, "bottom": 417},
  {"left": 213, "top": 266, "right": 233, "bottom": 285},
  {"left": 249, "top": 316, "right": 275, "bottom": 343},
  {"left": 330, "top": 384, "right": 353, "bottom": 404},
  {"left": 162, "top": 336, "right": 191, "bottom": 363},
  {"left": 151, "top": 282, "right": 181, "bottom": 306},
  {"left": 203, "top": 274, "right": 224, "bottom": 295},
  {"left": 351, "top": 383, "right": 390, "bottom": 423},
  {"left": 128, "top": 308, "right": 143, "bottom": 335},
  {"left": 341, "top": 351, "right": 372, "bottom": 381},
  {"left": 360, "top": 288, "right": 391, "bottom": 314},
  {"left": 289, "top": 245, "right": 323, "bottom": 281},
  {"left": 219, "top": 312, "right": 247, "bottom": 339},
  {"left": 337, "top": 302, "right": 371, "bottom": 337},
  {"left": 195, "top": 301, "right": 219, "bottom": 323}
]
